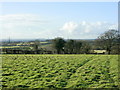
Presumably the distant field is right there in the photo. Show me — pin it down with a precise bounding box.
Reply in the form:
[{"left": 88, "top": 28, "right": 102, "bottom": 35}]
[
  {"left": 1, "top": 54, "right": 119, "bottom": 89},
  {"left": 0, "top": 46, "right": 21, "bottom": 49},
  {"left": 0, "top": 46, "right": 32, "bottom": 49},
  {"left": 0, "top": 42, "right": 51, "bottom": 49}
]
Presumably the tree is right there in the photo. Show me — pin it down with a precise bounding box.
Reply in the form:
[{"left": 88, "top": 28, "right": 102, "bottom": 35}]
[
  {"left": 34, "top": 40, "right": 40, "bottom": 50},
  {"left": 80, "top": 41, "right": 91, "bottom": 54},
  {"left": 31, "top": 40, "right": 40, "bottom": 54},
  {"left": 52, "top": 37, "right": 66, "bottom": 54},
  {"left": 64, "top": 40, "right": 75, "bottom": 54},
  {"left": 96, "top": 29, "right": 118, "bottom": 54},
  {"left": 64, "top": 40, "right": 83, "bottom": 54},
  {"left": 74, "top": 41, "right": 82, "bottom": 54}
]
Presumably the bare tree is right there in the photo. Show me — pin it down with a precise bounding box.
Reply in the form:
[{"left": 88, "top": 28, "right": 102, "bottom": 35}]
[
  {"left": 96, "top": 29, "right": 118, "bottom": 54},
  {"left": 31, "top": 40, "right": 40, "bottom": 54}
]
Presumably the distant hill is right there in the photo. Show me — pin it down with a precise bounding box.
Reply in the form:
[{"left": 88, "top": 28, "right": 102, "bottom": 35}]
[{"left": 1, "top": 38, "right": 95, "bottom": 42}]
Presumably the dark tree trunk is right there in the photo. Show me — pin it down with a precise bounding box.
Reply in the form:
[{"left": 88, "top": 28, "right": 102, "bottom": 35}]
[
  {"left": 57, "top": 49, "right": 60, "bottom": 54},
  {"left": 108, "top": 50, "right": 111, "bottom": 54}
]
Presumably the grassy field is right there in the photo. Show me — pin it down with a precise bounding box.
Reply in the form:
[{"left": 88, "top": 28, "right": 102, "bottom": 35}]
[{"left": 1, "top": 54, "right": 119, "bottom": 89}]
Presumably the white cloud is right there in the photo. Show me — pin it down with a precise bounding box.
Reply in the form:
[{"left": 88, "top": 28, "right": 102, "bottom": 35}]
[
  {"left": 0, "top": 14, "right": 118, "bottom": 39},
  {"left": 84, "top": 25, "right": 91, "bottom": 33},
  {"left": 81, "top": 21, "right": 86, "bottom": 26},
  {"left": 0, "top": 14, "right": 49, "bottom": 39},
  {"left": 59, "top": 21, "right": 117, "bottom": 39},
  {"left": 0, "top": 14, "right": 47, "bottom": 26},
  {"left": 60, "top": 21, "right": 78, "bottom": 33}
]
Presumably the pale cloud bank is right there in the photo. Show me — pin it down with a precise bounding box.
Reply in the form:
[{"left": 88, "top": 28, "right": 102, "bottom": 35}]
[
  {"left": 0, "top": 14, "right": 49, "bottom": 39},
  {"left": 59, "top": 21, "right": 117, "bottom": 39},
  {"left": 60, "top": 21, "right": 117, "bottom": 33},
  {"left": 0, "top": 14, "right": 118, "bottom": 39}
]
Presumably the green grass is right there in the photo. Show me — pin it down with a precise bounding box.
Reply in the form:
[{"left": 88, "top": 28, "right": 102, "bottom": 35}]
[{"left": 1, "top": 54, "right": 119, "bottom": 89}]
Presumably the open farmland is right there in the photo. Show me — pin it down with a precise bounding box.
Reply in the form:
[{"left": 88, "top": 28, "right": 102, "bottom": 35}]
[{"left": 1, "top": 55, "right": 119, "bottom": 89}]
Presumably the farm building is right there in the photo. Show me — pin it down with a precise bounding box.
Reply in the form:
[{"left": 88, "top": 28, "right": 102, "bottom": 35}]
[{"left": 93, "top": 50, "right": 106, "bottom": 54}]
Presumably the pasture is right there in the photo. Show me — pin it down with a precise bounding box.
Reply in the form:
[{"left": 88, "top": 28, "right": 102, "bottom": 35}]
[{"left": 1, "top": 54, "right": 119, "bottom": 89}]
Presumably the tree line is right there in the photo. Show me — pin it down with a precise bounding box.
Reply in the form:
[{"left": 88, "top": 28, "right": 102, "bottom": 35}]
[
  {"left": 52, "top": 38, "right": 90, "bottom": 54},
  {"left": 52, "top": 29, "right": 119, "bottom": 54},
  {"left": 2, "top": 29, "right": 119, "bottom": 54}
]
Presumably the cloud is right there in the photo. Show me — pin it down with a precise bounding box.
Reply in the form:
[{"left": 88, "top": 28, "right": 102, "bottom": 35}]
[
  {"left": 0, "top": 14, "right": 46, "bottom": 24},
  {"left": 0, "top": 14, "right": 117, "bottom": 39},
  {"left": 0, "top": 14, "right": 49, "bottom": 39},
  {"left": 59, "top": 21, "right": 118, "bottom": 39},
  {"left": 84, "top": 26, "right": 91, "bottom": 33},
  {"left": 60, "top": 21, "right": 78, "bottom": 33},
  {"left": 81, "top": 21, "right": 87, "bottom": 26}
]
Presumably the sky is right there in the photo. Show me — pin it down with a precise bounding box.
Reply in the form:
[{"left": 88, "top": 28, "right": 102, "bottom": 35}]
[{"left": 0, "top": 2, "right": 118, "bottom": 39}]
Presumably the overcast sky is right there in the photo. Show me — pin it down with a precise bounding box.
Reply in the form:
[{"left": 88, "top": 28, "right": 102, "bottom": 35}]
[{"left": 1, "top": 2, "right": 118, "bottom": 39}]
